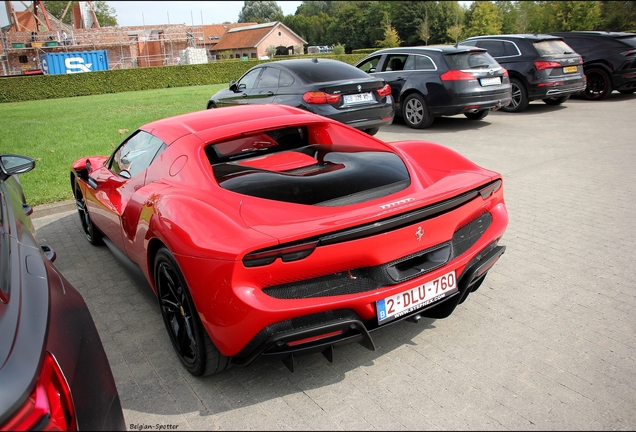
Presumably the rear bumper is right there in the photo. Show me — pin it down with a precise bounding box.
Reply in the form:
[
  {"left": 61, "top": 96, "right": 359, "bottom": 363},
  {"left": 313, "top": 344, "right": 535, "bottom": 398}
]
[
  {"left": 309, "top": 100, "right": 395, "bottom": 130},
  {"left": 429, "top": 93, "right": 513, "bottom": 116},
  {"left": 231, "top": 242, "right": 506, "bottom": 370},
  {"left": 527, "top": 78, "right": 587, "bottom": 100}
]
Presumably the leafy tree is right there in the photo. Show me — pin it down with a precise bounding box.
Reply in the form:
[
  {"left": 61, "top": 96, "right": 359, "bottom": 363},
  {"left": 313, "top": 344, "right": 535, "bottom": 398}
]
[
  {"left": 496, "top": 1, "right": 518, "bottom": 34},
  {"left": 599, "top": 1, "right": 636, "bottom": 32},
  {"left": 43, "top": 1, "right": 117, "bottom": 27},
  {"left": 551, "top": 1, "right": 602, "bottom": 31},
  {"left": 284, "top": 12, "right": 331, "bottom": 45},
  {"left": 465, "top": 1, "right": 503, "bottom": 37},
  {"left": 324, "top": 2, "right": 369, "bottom": 52},
  {"left": 418, "top": 10, "right": 431, "bottom": 45},
  {"left": 390, "top": 1, "right": 429, "bottom": 46},
  {"left": 377, "top": 13, "right": 402, "bottom": 48},
  {"left": 265, "top": 44, "right": 277, "bottom": 58},
  {"left": 238, "top": 1, "right": 284, "bottom": 23}
]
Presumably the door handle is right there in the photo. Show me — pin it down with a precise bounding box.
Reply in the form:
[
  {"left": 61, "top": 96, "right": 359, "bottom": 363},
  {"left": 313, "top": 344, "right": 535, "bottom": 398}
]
[
  {"left": 267, "top": 91, "right": 274, "bottom": 96},
  {"left": 242, "top": 93, "right": 248, "bottom": 98}
]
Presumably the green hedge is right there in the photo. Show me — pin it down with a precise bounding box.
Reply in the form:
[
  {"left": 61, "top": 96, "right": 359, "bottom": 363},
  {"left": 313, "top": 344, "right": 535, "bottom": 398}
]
[{"left": 0, "top": 54, "right": 368, "bottom": 103}]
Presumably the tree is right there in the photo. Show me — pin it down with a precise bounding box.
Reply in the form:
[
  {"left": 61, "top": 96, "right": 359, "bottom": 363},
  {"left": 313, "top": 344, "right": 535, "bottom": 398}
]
[
  {"left": 43, "top": 1, "right": 117, "bottom": 27},
  {"left": 418, "top": 10, "right": 431, "bottom": 45},
  {"left": 265, "top": 45, "right": 277, "bottom": 58},
  {"left": 238, "top": 1, "right": 284, "bottom": 23},
  {"left": 377, "top": 13, "right": 402, "bottom": 48},
  {"left": 324, "top": 2, "right": 369, "bottom": 52},
  {"left": 465, "top": 1, "right": 503, "bottom": 38},
  {"left": 547, "top": 1, "right": 602, "bottom": 32},
  {"left": 599, "top": 1, "right": 636, "bottom": 32}
]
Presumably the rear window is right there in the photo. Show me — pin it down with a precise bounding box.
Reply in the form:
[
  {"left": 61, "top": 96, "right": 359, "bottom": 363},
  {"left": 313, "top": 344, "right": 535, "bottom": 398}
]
[
  {"left": 533, "top": 39, "right": 575, "bottom": 55},
  {"left": 287, "top": 60, "right": 371, "bottom": 83},
  {"left": 617, "top": 36, "right": 636, "bottom": 48},
  {"left": 444, "top": 52, "right": 499, "bottom": 70}
]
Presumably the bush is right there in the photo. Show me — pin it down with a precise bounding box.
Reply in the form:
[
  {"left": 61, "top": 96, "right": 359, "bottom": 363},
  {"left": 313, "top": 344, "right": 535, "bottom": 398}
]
[{"left": 0, "top": 54, "right": 370, "bottom": 103}]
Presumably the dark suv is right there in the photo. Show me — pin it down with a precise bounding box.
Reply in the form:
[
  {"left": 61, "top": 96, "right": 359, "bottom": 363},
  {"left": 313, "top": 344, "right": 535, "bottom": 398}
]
[
  {"left": 459, "top": 34, "right": 586, "bottom": 112},
  {"left": 355, "top": 45, "right": 511, "bottom": 128},
  {"left": 550, "top": 31, "right": 636, "bottom": 100}
]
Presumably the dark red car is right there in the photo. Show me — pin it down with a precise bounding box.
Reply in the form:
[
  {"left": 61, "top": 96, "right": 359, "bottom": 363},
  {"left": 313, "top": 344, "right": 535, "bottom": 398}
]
[
  {"left": 0, "top": 155, "right": 125, "bottom": 430},
  {"left": 70, "top": 105, "right": 508, "bottom": 376}
]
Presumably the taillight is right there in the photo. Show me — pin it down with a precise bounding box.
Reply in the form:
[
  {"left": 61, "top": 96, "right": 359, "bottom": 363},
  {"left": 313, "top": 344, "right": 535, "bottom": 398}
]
[
  {"left": 622, "top": 49, "right": 636, "bottom": 56},
  {"left": 1, "top": 353, "right": 76, "bottom": 431},
  {"left": 376, "top": 83, "right": 391, "bottom": 97},
  {"left": 302, "top": 91, "right": 341, "bottom": 104},
  {"left": 502, "top": 68, "right": 509, "bottom": 77},
  {"left": 243, "top": 241, "right": 319, "bottom": 267},
  {"left": 534, "top": 61, "right": 561, "bottom": 70},
  {"left": 440, "top": 70, "right": 475, "bottom": 81}
]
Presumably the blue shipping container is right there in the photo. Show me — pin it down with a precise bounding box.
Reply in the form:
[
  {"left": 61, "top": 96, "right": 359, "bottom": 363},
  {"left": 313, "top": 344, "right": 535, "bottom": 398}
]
[{"left": 41, "top": 50, "right": 109, "bottom": 75}]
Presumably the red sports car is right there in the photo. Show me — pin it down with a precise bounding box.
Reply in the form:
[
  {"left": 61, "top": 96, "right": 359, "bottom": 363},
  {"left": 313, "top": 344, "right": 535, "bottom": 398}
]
[{"left": 71, "top": 104, "right": 508, "bottom": 376}]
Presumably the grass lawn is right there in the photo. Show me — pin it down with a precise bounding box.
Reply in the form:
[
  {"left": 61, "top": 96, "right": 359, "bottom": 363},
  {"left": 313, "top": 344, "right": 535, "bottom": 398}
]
[{"left": 0, "top": 83, "right": 226, "bottom": 206}]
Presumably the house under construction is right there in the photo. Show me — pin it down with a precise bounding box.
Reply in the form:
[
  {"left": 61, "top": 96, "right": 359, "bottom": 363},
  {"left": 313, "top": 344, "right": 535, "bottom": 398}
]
[{"left": 0, "top": 1, "right": 205, "bottom": 76}]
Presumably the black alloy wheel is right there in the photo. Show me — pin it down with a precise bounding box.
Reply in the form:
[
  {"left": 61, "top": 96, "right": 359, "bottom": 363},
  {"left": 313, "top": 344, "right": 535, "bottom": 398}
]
[
  {"left": 402, "top": 93, "right": 433, "bottom": 129},
  {"left": 74, "top": 179, "right": 102, "bottom": 245},
  {"left": 501, "top": 78, "right": 529, "bottom": 112},
  {"left": 583, "top": 69, "right": 612, "bottom": 100},
  {"left": 464, "top": 110, "right": 489, "bottom": 120},
  {"left": 154, "top": 247, "right": 228, "bottom": 376},
  {"left": 542, "top": 95, "right": 570, "bottom": 105}
]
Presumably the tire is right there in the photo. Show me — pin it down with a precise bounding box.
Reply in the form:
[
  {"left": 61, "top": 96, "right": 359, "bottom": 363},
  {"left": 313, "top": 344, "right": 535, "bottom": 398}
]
[
  {"left": 402, "top": 93, "right": 433, "bottom": 129},
  {"left": 501, "top": 78, "right": 529, "bottom": 112},
  {"left": 154, "top": 247, "right": 229, "bottom": 376},
  {"left": 74, "top": 179, "right": 102, "bottom": 245},
  {"left": 618, "top": 89, "right": 636, "bottom": 95},
  {"left": 463, "top": 110, "right": 489, "bottom": 120},
  {"left": 364, "top": 127, "right": 380, "bottom": 136},
  {"left": 542, "top": 95, "right": 570, "bottom": 105},
  {"left": 583, "top": 68, "right": 612, "bottom": 100}
]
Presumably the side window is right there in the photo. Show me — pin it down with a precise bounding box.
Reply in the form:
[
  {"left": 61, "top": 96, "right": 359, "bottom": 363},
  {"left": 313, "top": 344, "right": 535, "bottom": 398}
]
[
  {"left": 561, "top": 37, "right": 586, "bottom": 52},
  {"left": 257, "top": 67, "right": 280, "bottom": 88},
  {"left": 504, "top": 41, "right": 521, "bottom": 56},
  {"left": 479, "top": 40, "right": 506, "bottom": 57},
  {"left": 384, "top": 55, "right": 408, "bottom": 72},
  {"left": 357, "top": 56, "right": 381, "bottom": 73},
  {"left": 237, "top": 68, "right": 262, "bottom": 90},
  {"left": 279, "top": 70, "right": 294, "bottom": 87},
  {"left": 110, "top": 131, "right": 166, "bottom": 178},
  {"left": 414, "top": 55, "right": 436, "bottom": 70}
]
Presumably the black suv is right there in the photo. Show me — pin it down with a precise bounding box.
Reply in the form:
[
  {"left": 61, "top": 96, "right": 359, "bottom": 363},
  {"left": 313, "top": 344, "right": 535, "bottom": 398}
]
[
  {"left": 355, "top": 45, "right": 511, "bottom": 128},
  {"left": 459, "top": 34, "right": 586, "bottom": 112},
  {"left": 550, "top": 31, "right": 636, "bottom": 100}
]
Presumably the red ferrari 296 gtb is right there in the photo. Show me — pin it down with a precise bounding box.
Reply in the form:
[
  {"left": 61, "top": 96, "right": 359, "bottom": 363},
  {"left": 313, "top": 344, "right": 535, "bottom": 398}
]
[{"left": 70, "top": 104, "right": 508, "bottom": 376}]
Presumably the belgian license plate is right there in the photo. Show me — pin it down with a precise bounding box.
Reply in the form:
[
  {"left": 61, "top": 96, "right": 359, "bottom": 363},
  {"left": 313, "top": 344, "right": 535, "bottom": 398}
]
[
  {"left": 480, "top": 77, "right": 501, "bottom": 86},
  {"left": 343, "top": 92, "right": 373, "bottom": 104},
  {"left": 563, "top": 66, "right": 578, "bottom": 73},
  {"left": 376, "top": 271, "right": 458, "bottom": 324}
]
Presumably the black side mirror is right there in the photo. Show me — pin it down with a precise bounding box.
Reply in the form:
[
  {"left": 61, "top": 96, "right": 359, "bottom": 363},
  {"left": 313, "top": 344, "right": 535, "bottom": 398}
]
[
  {"left": 0, "top": 154, "right": 35, "bottom": 181},
  {"left": 229, "top": 80, "right": 238, "bottom": 92}
]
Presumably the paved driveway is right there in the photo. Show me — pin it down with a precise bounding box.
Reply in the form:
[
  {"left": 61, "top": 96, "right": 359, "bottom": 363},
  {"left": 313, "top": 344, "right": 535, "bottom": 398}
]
[{"left": 33, "top": 93, "right": 636, "bottom": 431}]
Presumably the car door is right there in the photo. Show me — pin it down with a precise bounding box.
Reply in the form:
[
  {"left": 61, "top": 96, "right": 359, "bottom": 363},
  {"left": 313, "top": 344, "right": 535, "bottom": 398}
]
[
  {"left": 248, "top": 66, "right": 281, "bottom": 104},
  {"left": 83, "top": 131, "right": 165, "bottom": 252},
  {"left": 215, "top": 67, "right": 264, "bottom": 106},
  {"left": 377, "top": 54, "right": 414, "bottom": 104}
]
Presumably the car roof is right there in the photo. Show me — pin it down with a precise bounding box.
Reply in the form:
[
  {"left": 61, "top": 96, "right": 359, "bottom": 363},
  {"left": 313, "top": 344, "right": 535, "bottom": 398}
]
[
  {"left": 370, "top": 45, "right": 486, "bottom": 55},
  {"left": 140, "top": 104, "right": 325, "bottom": 145},
  {"left": 550, "top": 30, "right": 636, "bottom": 38},
  {"left": 463, "top": 34, "right": 563, "bottom": 42}
]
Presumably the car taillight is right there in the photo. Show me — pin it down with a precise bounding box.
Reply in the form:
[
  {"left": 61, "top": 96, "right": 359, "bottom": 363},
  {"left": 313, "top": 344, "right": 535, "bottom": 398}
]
[
  {"left": 440, "top": 70, "right": 475, "bottom": 81},
  {"left": 534, "top": 61, "right": 562, "bottom": 70},
  {"left": 376, "top": 83, "right": 391, "bottom": 97},
  {"left": 622, "top": 49, "right": 636, "bottom": 56},
  {"left": 302, "top": 91, "right": 341, "bottom": 104},
  {"left": 502, "top": 68, "right": 509, "bottom": 77},
  {"left": 243, "top": 241, "right": 319, "bottom": 267},
  {"left": 0, "top": 353, "right": 77, "bottom": 431}
]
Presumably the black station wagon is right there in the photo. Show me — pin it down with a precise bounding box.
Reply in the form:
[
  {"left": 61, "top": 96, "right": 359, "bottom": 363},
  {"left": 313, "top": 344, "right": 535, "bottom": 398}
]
[{"left": 355, "top": 45, "right": 511, "bottom": 129}]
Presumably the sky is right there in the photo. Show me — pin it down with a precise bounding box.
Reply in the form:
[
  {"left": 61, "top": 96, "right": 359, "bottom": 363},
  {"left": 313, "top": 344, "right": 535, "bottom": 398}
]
[{"left": 0, "top": 1, "right": 304, "bottom": 28}]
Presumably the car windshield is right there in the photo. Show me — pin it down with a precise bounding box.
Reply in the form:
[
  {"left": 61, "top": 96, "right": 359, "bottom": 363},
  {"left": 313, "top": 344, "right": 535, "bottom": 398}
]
[
  {"left": 444, "top": 52, "right": 499, "bottom": 70},
  {"left": 533, "top": 39, "right": 575, "bottom": 55},
  {"left": 286, "top": 60, "right": 370, "bottom": 83}
]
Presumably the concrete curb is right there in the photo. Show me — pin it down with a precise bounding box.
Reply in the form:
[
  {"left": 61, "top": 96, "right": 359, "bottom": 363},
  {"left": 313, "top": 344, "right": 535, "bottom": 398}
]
[{"left": 32, "top": 200, "right": 76, "bottom": 219}]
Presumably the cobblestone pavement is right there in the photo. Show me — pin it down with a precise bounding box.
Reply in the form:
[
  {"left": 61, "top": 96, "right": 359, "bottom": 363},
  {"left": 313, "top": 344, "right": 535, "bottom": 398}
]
[{"left": 33, "top": 93, "right": 636, "bottom": 431}]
